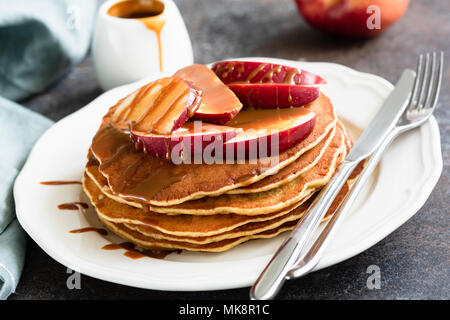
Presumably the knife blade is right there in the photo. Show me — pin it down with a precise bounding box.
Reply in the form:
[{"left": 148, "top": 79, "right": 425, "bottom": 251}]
[{"left": 250, "top": 69, "right": 416, "bottom": 300}]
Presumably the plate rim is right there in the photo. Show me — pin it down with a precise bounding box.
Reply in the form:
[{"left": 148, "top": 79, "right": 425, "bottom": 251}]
[{"left": 14, "top": 58, "right": 443, "bottom": 291}]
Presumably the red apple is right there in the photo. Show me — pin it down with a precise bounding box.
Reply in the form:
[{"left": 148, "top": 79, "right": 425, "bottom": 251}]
[
  {"left": 111, "top": 77, "right": 202, "bottom": 135},
  {"left": 131, "top": 122, "right": 241, "bottom": 160},
  {"left": 131, "top": 108, "right": 315, "bottom": 161},
  {"left": 222, "top": 107, "right": 316, "bottom": 158},
  {"left": 228, "top": 83, "right": 320, "bottom": 108},
  {"left": 211, "top": 61, "right": 326, "bottom": 85},
  {"left": 294, "top": 0, "right": 410, "bottom": 38},
  {"left": 174, "top": 64, "right": 243, "bottom": 125}
]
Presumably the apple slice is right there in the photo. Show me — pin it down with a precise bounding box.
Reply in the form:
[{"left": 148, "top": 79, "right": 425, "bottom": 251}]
[
  {"left": 173, "top": 64, "right": 242, "bottom": 125},
  {"left": 228, "top": 83, "right": 320, "bottom": 109},
  {"left": 211, "top": 61, "right": 326, "bottom": 85},
  {"left": 222, "top": 107, "right": 316, "bottom": 158},
  {"left": 131, "top": 122, "right": 241, "bottom": 160},
  {"left": 111, "top": 77, "right": 202, "bottom": 135}
]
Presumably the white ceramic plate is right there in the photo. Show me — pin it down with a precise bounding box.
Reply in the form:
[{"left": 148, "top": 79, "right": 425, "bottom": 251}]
[{"left": 14, "top": 58, "right": 442, "bottom": 291}]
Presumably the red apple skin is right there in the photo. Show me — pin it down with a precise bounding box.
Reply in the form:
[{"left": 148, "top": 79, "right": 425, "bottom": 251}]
[
  {"left": 191, "top": 104, "right": 241, "bottom": 125},
  {"left": 228, "top": 83, "right": 320, "bottom": 108},
  {"left": 174, "top": 64, "right": 243, "bottom": 125},
  {"left": 294, "top": 0, "right": 410, "bottom": 38},
  {"left": 223, "top": 114, "right": 316, "bottom": 158},
  {"left": 211, "top": 61, "right": 326, "bottom": 85},
  {"left": 130, "top": 123, "right": 241, "bottom": 159}
]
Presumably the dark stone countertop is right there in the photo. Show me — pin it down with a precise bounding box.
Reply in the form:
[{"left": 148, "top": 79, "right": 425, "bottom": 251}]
[{"left": 9, "top": 0, "right": 449, "bottom": 300}]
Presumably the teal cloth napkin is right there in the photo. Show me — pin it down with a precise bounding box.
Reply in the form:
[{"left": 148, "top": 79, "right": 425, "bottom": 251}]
[
  {"left": 0, "top": 0, "right": 96, "bottom": 299},
  {"left": 0, "top": 97, "right": 53, "bottom": 299},
  {"left": 0, "top": 0, "right": 97, "bottom": 100}
]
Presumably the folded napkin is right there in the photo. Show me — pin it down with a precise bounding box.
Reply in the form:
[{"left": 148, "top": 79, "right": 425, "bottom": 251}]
[
  {"left": 0, "top": 0, "right": 97, "bottom": 299},
  {"left": 0, "top": 97, "right": 53, "bottom": 299},
  {"left": 0, "top": 0, "right": 97, "bottom": 100}
]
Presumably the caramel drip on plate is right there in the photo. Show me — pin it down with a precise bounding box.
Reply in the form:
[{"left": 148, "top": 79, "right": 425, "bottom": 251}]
[
  {"left": 91, "top": 125, "right": 187, "bottom": 203},
  {"left": 102, "top": 241, "right": 180, "bottom": 260},
  {"left": 70, "top": 227, "right": 107, "bottom": 235},
  {"left": 102, "top": 242, "right": 135, "bottom": 251},
  {"left": 40, "top": 180, "right": 81, "bottom": 185},
  {"left": 108, "top": 0, "right": 166, "bottom": 72},
  {"left": 57, "top": 202, "right": 89, "bottom": 210},
  {"left": 124, "top": 248, "right": 181, "bottom": 260}
]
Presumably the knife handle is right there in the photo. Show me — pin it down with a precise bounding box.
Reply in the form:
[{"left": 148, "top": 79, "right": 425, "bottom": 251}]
[
  {"left": 250, "top": 159, "right": 359, "bottom": 300},
  {"left": 286, "top": 126, "right": 402, "bottom": 279}
]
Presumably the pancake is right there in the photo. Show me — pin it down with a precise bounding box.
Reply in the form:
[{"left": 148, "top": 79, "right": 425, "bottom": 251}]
[
  {"left": 90, "top": 93, "right": 337, "bottom": 206},
  {"left": 99, "top": 215, "right": 300, "bottom": 252},
  {"left": 96, "top": 179, "right": 351, "bottom": 252},
  {"left": 83, "top": 172, "right": 315, "bottom": 236},
  {"left": 85, "top": 127, "right": 345, "bottom": 215},
  {"left": 227, "top": 123, "right": 337, "bottom": 194},
  {"left": 143, "top": 127, "right": 346, "bottom": 215},
  {"left": 124, "top": 182, "right": 351, "bottom": 244}
]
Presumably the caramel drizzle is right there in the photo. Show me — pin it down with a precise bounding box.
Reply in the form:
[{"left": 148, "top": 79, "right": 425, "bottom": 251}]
[
  {"left": 91, "top": 125, "right": 187, "bottom": 203},
  {"left": 57, "top": 202, "right": 89, "bottom": 210},
  {"left": 70, "top": 227, "right": 107, "bottom": 235},
  {"left": 108, "top": 0, "right": 166, "bottom": 72},
  {"left": 215, "top": 62, "right": 300, "bottom": 85},
  {"left": 40, "top": 180, "right": 81, "bottom": 185},
  {"left": 113, "top": 78, "right": 201, "bottom": 134},
  {"left": 140, "top": 15, "right": 166, "bottom": 72},
  {"left": 102, "top": 241, "right": 180, "bottom": 260}
]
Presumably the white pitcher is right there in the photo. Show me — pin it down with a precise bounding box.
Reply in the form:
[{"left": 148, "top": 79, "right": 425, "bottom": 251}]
[{"left": 92, "top": 0, "right": 193, "bottom": 90}]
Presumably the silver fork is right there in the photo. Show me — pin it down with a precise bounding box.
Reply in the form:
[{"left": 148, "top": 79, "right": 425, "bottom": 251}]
[
  {"left": 285, "top": 51, "right": 444, "bottom": 280},
  {"left": 250, "top": 52, "right": 444, "bottom": 299}
]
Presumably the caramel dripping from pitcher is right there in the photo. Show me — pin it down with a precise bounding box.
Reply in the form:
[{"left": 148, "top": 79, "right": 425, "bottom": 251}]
[{"left": 107, "top": 0, "right": 166, "bottom": 72}]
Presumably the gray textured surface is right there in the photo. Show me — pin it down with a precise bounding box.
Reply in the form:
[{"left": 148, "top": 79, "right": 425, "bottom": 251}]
[{"left": 9, "top": 0, "right": 449, "bottom": 299}]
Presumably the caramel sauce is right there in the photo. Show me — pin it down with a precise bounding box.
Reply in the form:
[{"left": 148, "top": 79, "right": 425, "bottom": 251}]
[
  {"left": 91, "top": 125, "right": 187, "bottom": 203},
  {"left": 40, "top": 180, "right": 81, "bottom": 185},
  {"left": 227, "top": 107, "right": 312, "bottom": 131},
  {"left": 102, "top": 242, "right": 135, "bottom": 251},
  {"left": 124, "top": 248, "right": 181, "bottom": 260},
  {"left": 57, "top": 202, "right": 89, "bottom": 210},
  {"left": 102, "top": 241, "right": 180, "bottom": 260},
  {"left": 69, "top": 227, "right": 107, "bottom": 235},
  {"left": 108, "top": 0, "right": 165, "bottom": 71},
  {"left": 173, "top": 64, "right": 241, "bottom": 116},
  {"left": 112, "top": 78, "right": 201, "bottom": 134}
]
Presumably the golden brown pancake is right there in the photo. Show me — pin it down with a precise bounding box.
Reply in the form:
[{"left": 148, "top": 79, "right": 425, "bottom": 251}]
[
  {"left": 99, "top": 215, "right": 299, "bottom": 252},
  {"left": 95, "top": 179, "right": 352, "bottom": 252},
  {"left": 89, "top": 93, "right": 337, "bottom": 206},
  {"left": 143, "top": 127, "right": 346, "bottom": 215},
  {"left": 83, "top": 172, "right": 315, "bottom": 236},
  {"left": 85, "top": 124, "right": 345, "bottom": 216},
  {"left": 228, "top": 124, "right": 337, "bottom": 194}
]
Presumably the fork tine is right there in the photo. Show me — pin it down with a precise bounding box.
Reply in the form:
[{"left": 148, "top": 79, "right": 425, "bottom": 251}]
[
  {"left": 416, "top": 53, "right": 431, "bottom": 111},
  {"left": 408, "top": 54, "right": 424, "bottom": 112},
  {"left": 428, "top": 51, "right": 444, "bottom": 110},
  {"left": 422, "top": 52, "right": 437, "bottom": 109}
]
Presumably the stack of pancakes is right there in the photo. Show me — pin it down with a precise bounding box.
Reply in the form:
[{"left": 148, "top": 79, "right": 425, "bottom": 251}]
[{"left": 83, "top": 93, "right": 362, "bottom": 252}]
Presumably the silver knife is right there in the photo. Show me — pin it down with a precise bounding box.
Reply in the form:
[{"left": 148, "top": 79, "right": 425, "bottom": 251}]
[{"left": 250, "top": 69, "right": 416, "bottom": 300}]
